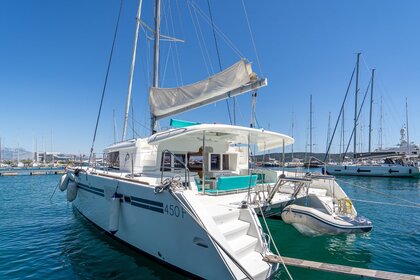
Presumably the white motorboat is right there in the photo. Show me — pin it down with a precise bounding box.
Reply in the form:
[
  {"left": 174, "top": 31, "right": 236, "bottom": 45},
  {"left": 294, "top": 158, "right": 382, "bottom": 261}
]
[
  {"left": 279, "top": 182, "right": 372, "bottom": 236},
  {"left": 375, "top": 127, "right": 420, "bottom": 156},
  {"left": 245, "top": 168, "right": 373, "bottom": 235},
  {"left": 281, "top": 201, "right": 372, "bottom": 236}
]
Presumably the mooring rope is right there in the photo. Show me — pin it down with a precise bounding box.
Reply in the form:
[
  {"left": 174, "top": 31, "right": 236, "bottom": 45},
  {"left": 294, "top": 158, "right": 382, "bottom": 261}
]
[
  {"left": 257, "top": 202, "right": 293, "bottom": 280},
  {"left": 350, "top": 198, "right": 420, "bottom": 209},
  {"left": 49, "top": 182, "right": 60, "bottom": 202}
]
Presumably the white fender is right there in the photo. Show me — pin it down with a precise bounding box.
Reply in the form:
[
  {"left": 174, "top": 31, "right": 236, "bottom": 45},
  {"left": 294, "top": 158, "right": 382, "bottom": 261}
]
[
  {"left": 59, "top": 174, "right": 70, "bottom": 191},
  {"left": 109, "top": 193, "right": 122, "bottom": 234},
  {"left": 68, "top": 172, "right": 75, "bottom": 181},
  {"left": 281, "top": 205, "right": 293, "bottom": 224},
  {"left": 67, "top": 181, "right": 78, "bottom": 202}
]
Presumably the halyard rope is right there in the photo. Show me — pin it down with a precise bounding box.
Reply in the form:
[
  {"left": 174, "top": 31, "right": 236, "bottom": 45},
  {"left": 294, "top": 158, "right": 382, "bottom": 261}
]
[{"left": 88, "top": 0, "right": 124, "bottom": 165}]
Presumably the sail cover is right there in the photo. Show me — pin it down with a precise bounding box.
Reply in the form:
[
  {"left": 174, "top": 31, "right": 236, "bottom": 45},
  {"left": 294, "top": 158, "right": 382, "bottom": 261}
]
[{"left": 149, "top": 59, "right": 264, "bottom": 120}]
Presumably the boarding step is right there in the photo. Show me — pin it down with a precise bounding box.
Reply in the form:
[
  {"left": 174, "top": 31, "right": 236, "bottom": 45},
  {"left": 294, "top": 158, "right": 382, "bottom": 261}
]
[
  {"left": 229, "top": 235, "right": 258, "bottom": 259},
  {"left": 212, "top": 209, "right": 241, "bottom": 225},
  {"left": 239, "top": 251, "right": 271, "bottom": 279},
  {"left": 219, "top": 219, "right": 250, "bottom": 241}
]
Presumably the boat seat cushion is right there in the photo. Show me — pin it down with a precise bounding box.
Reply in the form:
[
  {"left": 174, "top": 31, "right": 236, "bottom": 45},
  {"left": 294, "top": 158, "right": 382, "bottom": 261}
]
[
  {"left": 216, "top": 175, "right": 257, "bottom": 191},
  {"left": 194, "top": 175, "right": 257, "bottom": 193}
]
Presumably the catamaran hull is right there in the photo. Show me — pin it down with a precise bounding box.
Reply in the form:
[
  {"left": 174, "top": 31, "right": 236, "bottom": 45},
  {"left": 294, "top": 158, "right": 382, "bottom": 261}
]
[
  {"left": 281, "top": 205, "right": 372, "bottom": 236},
  {"left": 325, "top": 165, "right": 420, "bottom": 177},
  {"left": 72, "top": 172, "right": 237, "bottom": 279}
]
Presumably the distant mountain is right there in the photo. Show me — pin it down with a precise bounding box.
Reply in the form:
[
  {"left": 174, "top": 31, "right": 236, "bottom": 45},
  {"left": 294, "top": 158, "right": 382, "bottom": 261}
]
[{"left": 0, "top": 147, "right": 33, "bottom": 160}]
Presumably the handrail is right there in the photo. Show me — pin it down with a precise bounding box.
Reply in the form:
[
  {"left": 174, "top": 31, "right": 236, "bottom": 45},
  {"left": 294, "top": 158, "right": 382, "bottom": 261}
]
[
  {"left": 305, "top": 173, "right": 335, "bottom": 180},
  {"left": 160, "top": 149, "right": 190, "bottom": 189}
]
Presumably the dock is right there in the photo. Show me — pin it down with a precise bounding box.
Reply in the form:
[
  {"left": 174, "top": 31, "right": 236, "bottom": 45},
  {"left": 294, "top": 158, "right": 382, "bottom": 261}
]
[
  {"left": 0, "top": 169, "right": 65, "bottom": 176},
  {"left": 264, "top": 255, "right": 420, "bottom": 280}
]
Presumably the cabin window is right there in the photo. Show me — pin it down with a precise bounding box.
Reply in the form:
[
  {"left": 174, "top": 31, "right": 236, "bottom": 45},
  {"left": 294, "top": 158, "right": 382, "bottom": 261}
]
[
  {"left": 160, "top": 153, "right": 188, "bottom": 172},
  {"left": 209, "top": 153, "right": 230, "bottom": 171},
  {"left": 173, "top": 154, "right": 186, "bottom": 170},
  {"left": 107, "top": 152, "right": 120, "bottom": 169},
  {"left": 210, "top": 154, "right": 220, "bottom": 170},
  {"left": 188, "top": 155, "right": 203, "bottom": 171}
]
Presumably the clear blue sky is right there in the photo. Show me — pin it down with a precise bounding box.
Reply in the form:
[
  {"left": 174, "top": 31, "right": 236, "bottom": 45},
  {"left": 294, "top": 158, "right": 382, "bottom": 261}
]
[{"left": 1, "top": 0, "right": 420, "bottom": 155}]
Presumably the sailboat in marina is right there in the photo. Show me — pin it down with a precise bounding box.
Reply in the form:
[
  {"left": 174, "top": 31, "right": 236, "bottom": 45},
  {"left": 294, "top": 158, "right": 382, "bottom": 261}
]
[
  {"left": 59, "top": 1, "right": 290, "bottom": 278},
  {"left": 325, "top": 54, "right": 420, "bottom": 178}
]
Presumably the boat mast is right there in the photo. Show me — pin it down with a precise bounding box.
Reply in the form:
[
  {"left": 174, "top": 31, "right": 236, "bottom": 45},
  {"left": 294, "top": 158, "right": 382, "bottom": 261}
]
[
  {"left": 291, "top": 111, "right": 295, "bottom": 159},
  {"left": 122, "top": 0, "right": 143, "bottom": 141},
  {"left": 326, "top": 111, "right": 331, "bottom": 162},
  {"left": 379, "top": 96, "right": 383, "bottom": 149},
  {"left": 309, "top": 94, "right": 313, "bottom": 157},
  {"left": 353, "top": 52, "right": 360, "bottom": 158},
  {"left": 339, "top": 110, "right": 342, "bottom": 162},
  {"left": 368, "top": 68, "right": 375, "bottom": 153},
  {"left": 341, "top": 107, "right": 345, "bottom": 162},
  {"left": 35, "top": 137, "right": 37, "bottom": 163},
  {"left": 151, "top": 0, "right": 161, "bottom": 134},
  {"left": 406, "top": 97, "right": 410, "bottom": 154},
  {"left": 250, "top": 91, "right": 257, "bottom": 128}
]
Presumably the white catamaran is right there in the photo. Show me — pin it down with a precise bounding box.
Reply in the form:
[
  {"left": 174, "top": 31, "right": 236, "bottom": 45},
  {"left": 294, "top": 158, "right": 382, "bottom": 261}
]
[{"left": 59, "top": 1, "right": 294, "bottom": 279}]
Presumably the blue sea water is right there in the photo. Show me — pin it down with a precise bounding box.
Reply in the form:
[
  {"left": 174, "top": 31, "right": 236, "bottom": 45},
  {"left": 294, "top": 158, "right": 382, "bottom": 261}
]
[{"left": 0, "top": 174, "right": 418, "bottom": 279}]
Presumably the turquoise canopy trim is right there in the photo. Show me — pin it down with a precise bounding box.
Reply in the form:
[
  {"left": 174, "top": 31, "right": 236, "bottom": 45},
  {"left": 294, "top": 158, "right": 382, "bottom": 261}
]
[{"left": 170, "top": 119, "right": 201, "bottom": 128}]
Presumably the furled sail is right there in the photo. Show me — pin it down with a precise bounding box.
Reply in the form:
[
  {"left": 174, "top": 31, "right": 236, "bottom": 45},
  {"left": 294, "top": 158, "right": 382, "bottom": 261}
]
[{"left": 149, "top": 59, "right": 267, "bottom": 120}]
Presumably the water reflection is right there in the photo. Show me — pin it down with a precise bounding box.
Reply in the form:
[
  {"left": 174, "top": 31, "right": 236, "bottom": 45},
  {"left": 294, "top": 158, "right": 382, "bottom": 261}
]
[{"left": 63, "top": 209, "right": 188, "bottom": 280}]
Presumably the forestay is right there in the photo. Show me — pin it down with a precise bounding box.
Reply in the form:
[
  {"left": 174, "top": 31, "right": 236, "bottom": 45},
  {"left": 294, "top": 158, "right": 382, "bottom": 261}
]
[{"left": 149, "top": 59, "right": 266, "bottom": 120}]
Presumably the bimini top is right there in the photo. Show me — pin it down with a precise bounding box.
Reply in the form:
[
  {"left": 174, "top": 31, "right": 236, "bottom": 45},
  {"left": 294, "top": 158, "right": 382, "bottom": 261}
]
[{"left": 147, "top": 123, "right": 294, "bottom": 151}]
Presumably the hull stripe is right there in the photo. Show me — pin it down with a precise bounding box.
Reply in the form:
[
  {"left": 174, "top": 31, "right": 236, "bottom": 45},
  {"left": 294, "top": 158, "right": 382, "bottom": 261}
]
[
  {"left": 131, "top": 196, "right": 163, "bottom": 207},
  {"left": 78, "top": 183, "right": 105, "bottom": 197},
  {"left": 131, "top": 201, "right": 164, "bottom": 214},
  {"left": 77, "top": 182, "right": 163, "bottom": 213}
]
